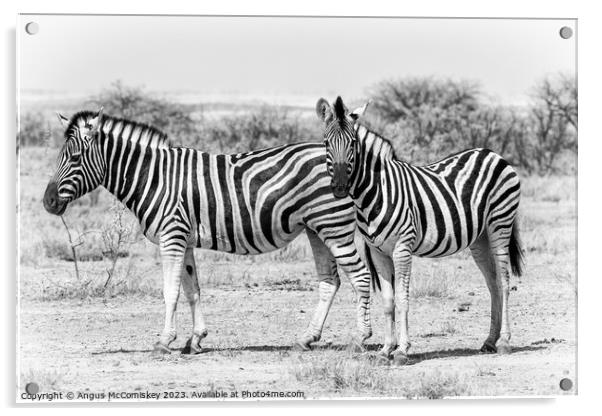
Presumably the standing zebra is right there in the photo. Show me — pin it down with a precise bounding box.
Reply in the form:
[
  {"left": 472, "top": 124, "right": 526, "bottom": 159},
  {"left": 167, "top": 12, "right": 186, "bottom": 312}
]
[
  {"left": 43, "top": 108, "right": 375, "bottom": 354},
  {"left": 316, "top": 97, "right": 524, "bottom": 365}
]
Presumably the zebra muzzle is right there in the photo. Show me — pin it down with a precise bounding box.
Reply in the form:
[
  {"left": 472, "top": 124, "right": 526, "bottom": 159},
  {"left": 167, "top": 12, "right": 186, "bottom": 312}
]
[
  {"left": 43, "top": 182, "right": 68, "bottom": 215},
  {"left": 331, "top": 182, "right": 349, "bottom": 199}
]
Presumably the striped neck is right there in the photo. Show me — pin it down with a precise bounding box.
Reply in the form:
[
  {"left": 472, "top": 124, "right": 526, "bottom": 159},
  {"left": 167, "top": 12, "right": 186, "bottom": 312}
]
[
  {"left": 98, "top": 118, "right": 170, "bottom": 206},
  {"left": 348, "top": 124, "right": 396, "bottom": 201}
]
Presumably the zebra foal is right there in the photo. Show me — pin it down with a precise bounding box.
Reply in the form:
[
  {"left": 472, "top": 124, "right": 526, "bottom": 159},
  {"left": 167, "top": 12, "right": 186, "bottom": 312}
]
[
  {"left": 316, "top": 97, "right": 525, "bottom": 365},
  {"left": 43, "top": 109, "right": 376, "bottom": 354}
]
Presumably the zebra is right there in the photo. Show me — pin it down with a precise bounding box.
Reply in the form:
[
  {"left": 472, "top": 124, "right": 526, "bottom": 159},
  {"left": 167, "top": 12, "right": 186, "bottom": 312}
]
[
  {"left": 43, "top": 108, "right": 375, "bottom": 354},
  {"left": 315, "top": 96, "right": 524, "bottom": 366}
]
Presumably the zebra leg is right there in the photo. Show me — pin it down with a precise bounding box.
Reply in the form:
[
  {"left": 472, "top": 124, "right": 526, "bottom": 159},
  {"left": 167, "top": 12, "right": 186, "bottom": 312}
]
[
  {"left": 332, "top": 243, "right": 373, "bottom": 351},
  {"left": 490, "top": 228, "right": 513, "bottom": 355},
  {"left": 470, "top": 232, "right": 501, "bottom": 353},
  {"left": 180, "top": 248, "right": 208, "bottom": 355},
  {"left": 368, "top": 247, "right": 397, "bottom": 357},
  {"left": 295, "top": 230, "right": 340, "bottom": 351},
  {"left": 153, "top": 238, "right": 186, "bottom": 354},
  {"left": 391, "top": 242, "right": 412, "bottom": 366}
]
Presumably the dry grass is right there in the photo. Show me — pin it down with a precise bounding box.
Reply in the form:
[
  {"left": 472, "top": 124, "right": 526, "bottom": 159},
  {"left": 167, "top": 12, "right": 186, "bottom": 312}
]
[
  {"left": 20, "top": 367, "right": 64, "bottom": 393},
  {"left": 29, "top": 263, "right": 162, "bottom": 301},
  {"left": 292, "top": 354, "right": 390, "bottom": 394},
  {"left": 291, "top": 351, "right": 471, "bottom": 398},
  {"left": 411, "top": 263, "right": 454, "bottom": 298},
  {"left": 404, "top": 370, "right": 470, "bottom": 399}
]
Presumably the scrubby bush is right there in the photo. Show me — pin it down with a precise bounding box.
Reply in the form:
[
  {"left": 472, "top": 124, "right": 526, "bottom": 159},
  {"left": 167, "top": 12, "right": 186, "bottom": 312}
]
[
  {"left": 526, "top": 74, "right": 577, "bottom": 174},
  {"left": 17, "top": 111, "right": 54, "bottom": 149},
  {"left": 196, "top": 106, "right": 321, "bottom": 153},
  {"left": 19, "top": 74, "right": 576, "bottom": 174},
  {"left": 367, "top": 74, "right": 576, "bottom": 174},
  {"left": 87, "top": 80, "right": 199, "bottom": 144}
]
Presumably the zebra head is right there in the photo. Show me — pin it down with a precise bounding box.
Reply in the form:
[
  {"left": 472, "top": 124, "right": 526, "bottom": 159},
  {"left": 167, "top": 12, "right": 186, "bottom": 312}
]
[
  {"left": 43, "top": 108, "right": 106, "bottom": 215},
  {"left": 316, "top": 96, "right": 369, "bottom": 198}
]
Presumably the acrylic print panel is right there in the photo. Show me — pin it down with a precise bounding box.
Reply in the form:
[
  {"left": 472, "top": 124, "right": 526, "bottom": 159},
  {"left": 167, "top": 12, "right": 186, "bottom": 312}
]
[{"left": 17, "top": 15, "right": 577, "bottom": 401}]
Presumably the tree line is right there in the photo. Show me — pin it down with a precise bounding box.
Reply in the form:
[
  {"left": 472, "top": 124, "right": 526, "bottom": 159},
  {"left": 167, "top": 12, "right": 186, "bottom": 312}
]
[{"left": 18, "top": 75, "right": 576, "bottom": 175}]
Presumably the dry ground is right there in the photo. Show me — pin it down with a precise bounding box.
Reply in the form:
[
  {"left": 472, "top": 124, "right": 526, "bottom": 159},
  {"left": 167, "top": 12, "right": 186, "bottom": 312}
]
[{"left": 17, "top": 147, "right": 576, "bottom": 400}]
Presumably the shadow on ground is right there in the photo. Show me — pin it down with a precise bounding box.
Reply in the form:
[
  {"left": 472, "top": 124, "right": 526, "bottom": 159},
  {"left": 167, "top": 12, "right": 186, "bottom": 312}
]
[{"left": 92, "top": 342, "right": 547, "bottom": 364}]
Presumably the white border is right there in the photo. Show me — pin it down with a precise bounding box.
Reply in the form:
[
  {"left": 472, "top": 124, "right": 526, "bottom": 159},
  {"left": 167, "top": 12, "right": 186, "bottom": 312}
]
[{"left": 3, "top": 0, "right": 599, "bottom": 414}]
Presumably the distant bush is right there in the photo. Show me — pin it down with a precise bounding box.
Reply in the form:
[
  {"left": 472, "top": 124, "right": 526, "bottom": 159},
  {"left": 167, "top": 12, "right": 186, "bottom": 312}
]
[
  {"left": 87, "top": 80, "right": 199, "bottom": 144},
  {"left": 367, "top": 74, "right": 577, "bottom": 174},
  {"left": 196, "top": 106, "right": 321, "bottom": 153},
  {"left": 19, "top": 75, "right": 576, "bottom": 175},
  {"left": 19, "top": 81, "right": 322, "bottom": 154},
  {"left": 525, "top": 74, "right": 577, "bottom": 174},
  {"left": 18, "top": 111, "right": 54, "bottom": 149}
]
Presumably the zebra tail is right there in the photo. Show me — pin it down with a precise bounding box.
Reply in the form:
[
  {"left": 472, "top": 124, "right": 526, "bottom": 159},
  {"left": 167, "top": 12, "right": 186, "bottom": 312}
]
[
  {"left": 363, "top": 242, "right": 382, "bottom": 292},
  {"left": 509, "top": 220, "right": 525, "bottom": 277}
]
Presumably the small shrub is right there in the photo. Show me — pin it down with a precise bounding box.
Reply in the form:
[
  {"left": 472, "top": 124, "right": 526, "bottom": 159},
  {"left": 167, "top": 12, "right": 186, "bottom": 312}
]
[
  {"left": 293, "top": 355, "right": 389, "bottom": 393},
  {"left": 440, "top": 320, "right": 457, "bottom": 335},
  {"left": 37, "top": 269, "right": 161, "bottom": 301},
  {"left": 405, "top": 371, "right": 470, "bottom": 399}
]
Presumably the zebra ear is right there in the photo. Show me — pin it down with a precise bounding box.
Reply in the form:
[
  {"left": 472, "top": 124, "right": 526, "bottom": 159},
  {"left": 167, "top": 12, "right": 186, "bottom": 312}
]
[
  {"left": 315, "top": 98, "right": 333, "bottom": 122},
  {"left": 56, "top": 112, "right": 69, "bottom": 128},
  {"left": 350, "top": 100, "right": 371, "bottom": 121},
  {"left": 89, "top": 106, "right": 104, "bottom": 136}
]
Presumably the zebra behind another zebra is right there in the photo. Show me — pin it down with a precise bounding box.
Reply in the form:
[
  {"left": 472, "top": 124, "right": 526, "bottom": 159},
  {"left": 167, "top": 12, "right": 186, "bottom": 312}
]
[
  {"left": 43, "top": 109, "right": 376, "bottom": 354},
  {"left": 316, "top": 97, "right": 524, "bottom": 366}
]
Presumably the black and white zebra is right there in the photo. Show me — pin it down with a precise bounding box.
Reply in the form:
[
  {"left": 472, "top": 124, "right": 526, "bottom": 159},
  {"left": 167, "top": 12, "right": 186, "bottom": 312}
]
[
  {"left": 316, "top": 97, "right": 524, "bottom": 365},
  {"left": 43, "top": 108, "right": 375, "bottom": 353}
]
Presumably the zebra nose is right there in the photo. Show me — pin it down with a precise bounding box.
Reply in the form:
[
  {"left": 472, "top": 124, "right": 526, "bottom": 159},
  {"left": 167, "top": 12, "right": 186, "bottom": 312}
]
[
  {"left": 330, "top": 181, "right": 348, "bottom": 199},
  {"left": 43, "top": 182, "right": 64, "bottom": 214}
]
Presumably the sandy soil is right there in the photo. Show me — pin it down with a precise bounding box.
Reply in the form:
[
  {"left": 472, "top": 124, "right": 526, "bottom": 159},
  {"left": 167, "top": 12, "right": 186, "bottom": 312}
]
[{"left": 18, "top": 257, "right": 576, "bottom": 401}]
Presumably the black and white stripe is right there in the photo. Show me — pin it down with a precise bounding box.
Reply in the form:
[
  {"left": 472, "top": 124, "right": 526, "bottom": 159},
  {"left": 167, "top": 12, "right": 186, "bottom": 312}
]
[
  {"left": 317, "top": 97, "right": 524, "bottom": 365},
  {"left": 44, "top": 109, "right": 375, "bottom": 353}
]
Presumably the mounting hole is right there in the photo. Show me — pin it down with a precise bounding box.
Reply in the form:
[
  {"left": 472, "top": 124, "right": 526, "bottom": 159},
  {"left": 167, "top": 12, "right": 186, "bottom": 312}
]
[
  {"left": 25, "top": 22, "right": 39, "bottom": 35},
  {"left": 559, "top": 26, "right": 573, "bottom": 40},
  {"left": 25, "top": 382, "right": 39, "bottom": 395},
  {"left": 559, "top": 377, "right": 573, "bottom": 391}
]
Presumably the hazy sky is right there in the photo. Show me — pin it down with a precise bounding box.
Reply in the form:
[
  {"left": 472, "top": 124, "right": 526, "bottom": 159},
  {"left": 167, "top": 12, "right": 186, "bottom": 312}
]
[{"left": 18, "top": 15, "right": 576, "bottom": 105}]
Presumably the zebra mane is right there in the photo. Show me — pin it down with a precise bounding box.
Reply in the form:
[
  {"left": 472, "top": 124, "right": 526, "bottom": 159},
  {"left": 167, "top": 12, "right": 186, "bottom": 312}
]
[
  {"left": 66, "top": 111, "right": 171, "bottom": 149},
  {"left": 355, "top": 122, "right": 398, "bottom": 161},
  {"left": 333, "top": 96, "right": 347, "bottom": 128}
]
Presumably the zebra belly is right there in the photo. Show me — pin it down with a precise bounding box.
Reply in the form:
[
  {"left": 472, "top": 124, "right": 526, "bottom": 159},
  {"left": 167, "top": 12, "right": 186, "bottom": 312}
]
[
  {"left": 411, "top": 219, "right": 486, "bottom": 258},
  {"left": 359, "top": 214, "right": 486, "bottom": 258},
  {"left": 194, "top": 221, "right": 305, "bottom": 255}
]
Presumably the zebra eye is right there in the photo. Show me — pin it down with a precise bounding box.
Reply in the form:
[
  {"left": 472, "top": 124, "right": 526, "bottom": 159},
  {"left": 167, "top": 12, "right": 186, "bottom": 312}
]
[{"left": 69, "top": 153, "right": 81, "bottom": 164}]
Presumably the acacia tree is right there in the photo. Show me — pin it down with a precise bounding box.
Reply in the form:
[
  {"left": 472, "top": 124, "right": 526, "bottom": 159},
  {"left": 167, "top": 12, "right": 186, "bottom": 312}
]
[
  {"left": 529, "top": 74, "right": 577, "bottom": 174},
  {"left": 369, "top": 78, "right": 479, "bottom": 150},
  {"left": 87, "top": 80, "right": 199, "bottom": 146},
  {"left": 368, "top": 77, "right": 493, "bottom": 163},
  {"left": 367, "top": 75, "right": 576, "bottom": 174}
]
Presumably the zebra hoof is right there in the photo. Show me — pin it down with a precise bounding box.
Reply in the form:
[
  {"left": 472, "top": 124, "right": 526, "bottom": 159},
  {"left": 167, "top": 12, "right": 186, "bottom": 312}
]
[
  {"left": 293, "top": 339, "right": 313, "bottom": 352},
  {"left": 480, "top": 341, "right": 497, "bottom": 353},
  {"left": 378, "top": 345, "right": 397, "bottom": 358},
  {"left": 392, "top": 352, "right": 409, "bottom": 366},
  {"left": 152, "top": 342, "right": 172, "bottom": 356},
  {"left": 182, "top": 338, "right": 204, "bottom": 355},
  {"left": 497, "top": 342, "right": 512, "bottom": 355}
]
